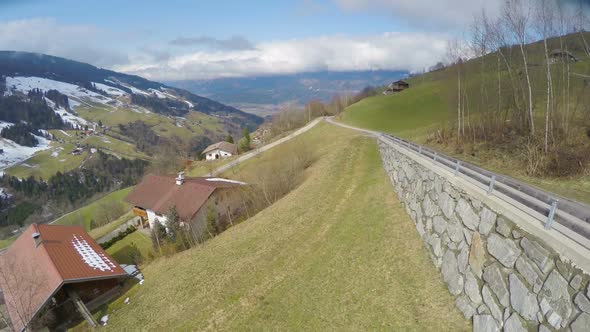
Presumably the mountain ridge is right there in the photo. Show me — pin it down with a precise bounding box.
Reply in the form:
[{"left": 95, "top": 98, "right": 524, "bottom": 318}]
[{"left": 0, "top": 51, "right": 262, "bottom": 129}]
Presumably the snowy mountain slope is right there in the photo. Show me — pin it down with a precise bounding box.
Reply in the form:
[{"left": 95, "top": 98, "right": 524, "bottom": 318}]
[
  {"left": 0, "top": 51, "right": 262, "bottom": 129},
  {"left": 0, "top": 132, "right": 51, "bottom": 172}
]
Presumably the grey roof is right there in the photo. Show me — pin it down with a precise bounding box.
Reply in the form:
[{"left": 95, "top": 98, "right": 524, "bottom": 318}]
[{"left": 202, "top": 141, "right": 238, "bottom": 155}]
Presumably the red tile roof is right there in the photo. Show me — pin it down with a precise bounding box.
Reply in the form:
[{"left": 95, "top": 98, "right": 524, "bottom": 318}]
[
  {"left": 0, "top": 224, "right": 126, "bottom": 331},
  {"left": 125, "top": 175, "right": 243, "bottom": 221}
]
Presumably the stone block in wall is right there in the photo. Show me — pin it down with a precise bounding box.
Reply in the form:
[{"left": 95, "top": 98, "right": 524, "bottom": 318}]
[
  {"left": 515, "top": 256, "right": 543, "bottom": 294},
  {"left": 504, "top": 312, "right": 527, "bottom": 332},
  {"left": 447, "top": 216, "right": 464, "bottom": 243},
  {"left": 441, "top": 250, "right": 464, "bottom": 296},
  {"left": 574, "top": 292, "right": 590, "bottom": 313},
  {"left": 539, "top": 270, "right": 573, "bottom": 329},
  {"left": 487, "top": 234, "right": 521, "bottom": 268},
  {"left": 571, "top": 313, "right": 590, "bottom": 332},
  {"left": 438, "top": 191, "right": 455, "bottom": 219},
  {"left": 432, "top": 216, "right": 447, "bottom": 236},
  {"left": 465, "top": 271, "right": 483, "bottom": 304},
  {"left": 483, "top": 264, "right": 510, "bottom": 307},
  {"left": 478, "top": 207, "right": 496, "bottom": 236},
  {"left": 456, "top": 198, "right": 480, "bottom": 231},
  {"left": 495, "top": 217, "right": 512, "bottom": 237},
  {"left": 520, "top": 237, "right": 553, "bottom": 274},
  {"left": 509, "top": 274, "right": 540, "bottom": 322},
  {"left": 482, "top": 285, "right": 504, "bottom": 323},
  {"left": 469, "top": 233, "right": 486, "bottom": 278},
  {"left": 456, "top": 295, "right": 477, "bottom": 319},
  {"left": 570, "top": 274, "right": 583, "bottom": 291},
  {"left": 473, "top": 315, "right": 500, "bottom": 332}
]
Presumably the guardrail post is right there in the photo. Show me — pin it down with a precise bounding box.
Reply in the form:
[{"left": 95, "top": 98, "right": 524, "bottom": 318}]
[
  {"left": 418, "top": 146, "right": 422, "bottom": 154},
  {"left": 433, "top": 152, "right": 438, "bottom": 164},
  {"left": 487, "top": 175, "right": 496, "bottom": 195},
  {"left": 545, "top": 199, "right": 559, "bottom": 230},
  {"left": 454, "top": 161, "right": 461, "bottom": 176}
]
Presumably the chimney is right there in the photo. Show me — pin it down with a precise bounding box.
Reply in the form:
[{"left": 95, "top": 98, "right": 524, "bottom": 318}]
[
  {"left": 176, "top": 171, "right": 185, "bottom": 185},
  {"left": 32, "top": 232, "right": 42, "bottom": 247}
]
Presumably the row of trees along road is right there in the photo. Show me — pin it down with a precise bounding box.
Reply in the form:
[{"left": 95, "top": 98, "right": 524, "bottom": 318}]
[{"left": 444, "top": 0, "right": 590, "bottom": 176}]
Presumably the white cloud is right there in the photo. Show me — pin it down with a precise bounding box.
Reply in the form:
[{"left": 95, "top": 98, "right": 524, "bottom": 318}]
[
  {"left": 333, "top": 0, "right": 503, "bottom": 28},
  {"left": 0, "top": 18, "right": 448, "bottom": 81},
  {"left": 116, "top": 32, "right": 448, "bottom": 81},
  {"left": 0, "top": 18, "right": 127, "bottom": 68}
]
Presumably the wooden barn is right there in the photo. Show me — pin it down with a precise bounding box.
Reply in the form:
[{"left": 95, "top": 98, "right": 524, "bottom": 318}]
[{"left": 384, "top": 80, "right": 410, "bottom": 94}]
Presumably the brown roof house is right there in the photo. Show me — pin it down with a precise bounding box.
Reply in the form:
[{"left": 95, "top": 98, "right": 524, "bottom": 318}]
[
  {"left": 125, "top": 173, "right": 245, "bottom": 240},
  {"left": 202, "top": 141, "right": 237, "bottom": 161},
  {"left": 0, "top": 224, "right": 128, "bottom": 331},
  {"left": 384, "top": 80, "right": 410, "bottom": 95},
  {"left": 549, "top": 49, "right": 579, "bottom": 64}
]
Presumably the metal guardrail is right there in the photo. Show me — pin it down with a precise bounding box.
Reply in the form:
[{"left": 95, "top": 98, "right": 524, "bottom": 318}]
[{"left": 380, "top": 134, "right": 590, "bottom": 249}]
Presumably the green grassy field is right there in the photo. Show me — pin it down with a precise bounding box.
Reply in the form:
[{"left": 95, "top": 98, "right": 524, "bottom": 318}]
[
  {"left": 339, "top": 38, "right": 590, "bottom": 205},
  {"left": 6, "top": 142, "right": 87, "bottom": 179},
  {"left": 53, "top": 187, "right": 134, "bottom": 231},
  {"left": 106, "top": 231, "right": 153, "bottom": 265},
  {"left": 83, "top": 122, "right": 468, "bottom": 331},
  {"left": 5, "top": 130, "right": 150, "bottom": 179},
  {"left": 88, "top": 211, "right": 134, "bottom": 240},
  {"left": 76, "top": 105, "right": 224, "bottom": 140},
  {"left": 341, "top": 79, "right": 452, "bottom": 140}
]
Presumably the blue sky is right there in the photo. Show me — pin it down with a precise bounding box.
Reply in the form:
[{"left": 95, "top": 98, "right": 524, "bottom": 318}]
[
  {"left": 0, "top": 0, "right": 409, "bottom": 40},
  {"left": 0, "top": 0, "right": 506, "bottom": 80}
]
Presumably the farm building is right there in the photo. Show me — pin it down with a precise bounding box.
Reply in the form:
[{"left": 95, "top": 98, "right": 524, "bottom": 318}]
[
  {"left": 549, "top": 49, "right": 578, "bottom": 64},
  {"left": 125, "top": 173, "right": 245, "bottom": 239},
  {"left": 0, "top": 224, "right": 128, "bottom": 331},
  {"left": 202, "top": 141, "right": 237, "bottom": 161},
  {"left": 384, "top": 80, "right": 410, "bottom": 94}
]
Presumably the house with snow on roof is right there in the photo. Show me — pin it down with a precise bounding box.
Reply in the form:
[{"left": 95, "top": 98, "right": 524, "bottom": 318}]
[
  {"left": 202, "top": 141, "right": 237, "bottom": 161},
  {"left": 0, "top": 224, "right": 129, "bottom": 331},
  {"left": 125, "top": 172, "right": 245, "bottom": 240}
]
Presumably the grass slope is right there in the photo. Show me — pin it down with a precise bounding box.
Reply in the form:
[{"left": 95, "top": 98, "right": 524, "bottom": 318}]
[
  {"left": 106, "top": 231, "right": 153, "bottom": 265},
  {"left": 93, "top": 122, "right": 468, "bottom": 331},
  {"left": 341, "top": 79, "right": 451, "bottom": 139},
  {"left": 53, "top": 187, "right": 133, "bottom": 231},
  {"left": 339, "top": 37, "right": 590, "bottom": 205}
]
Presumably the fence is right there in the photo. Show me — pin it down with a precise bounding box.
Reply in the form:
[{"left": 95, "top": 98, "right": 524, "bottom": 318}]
[{"left": 380, "top": 133, "right": 590, "bottom": 252}]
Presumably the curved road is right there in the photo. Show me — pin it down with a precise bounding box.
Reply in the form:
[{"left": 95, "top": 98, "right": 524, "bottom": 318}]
[{"left": 211, "top": 116, "right": 325, "bottom": 176}]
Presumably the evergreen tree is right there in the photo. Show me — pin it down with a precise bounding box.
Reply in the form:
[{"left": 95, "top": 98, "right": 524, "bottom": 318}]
[{"left": 225, "top": 135, "right": 234, "bottom": 144}]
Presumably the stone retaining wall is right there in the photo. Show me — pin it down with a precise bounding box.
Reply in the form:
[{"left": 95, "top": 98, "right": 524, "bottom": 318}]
[{"left": 379, "top": 139, "right": 590, "bottom": 331}]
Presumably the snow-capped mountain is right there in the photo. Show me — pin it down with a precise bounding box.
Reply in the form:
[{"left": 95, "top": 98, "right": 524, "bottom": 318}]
[{"left": 0, "top": 51, "right": 262, "bottom": 127}]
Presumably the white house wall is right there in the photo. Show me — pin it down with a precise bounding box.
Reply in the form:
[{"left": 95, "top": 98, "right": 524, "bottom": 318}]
[
  {"left": 147, "top": 209, "right": 168, "bottom": 229},
  {"left": 206, "top": 149, "right": 233, "bottom": 161}
]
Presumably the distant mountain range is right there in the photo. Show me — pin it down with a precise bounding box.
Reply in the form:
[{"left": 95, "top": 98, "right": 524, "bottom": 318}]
[
  {"left": 168, "top": 70, "right": 408, "bottom": 116},
  {"left": 0, "top": 51, "right": 262, "bottom": 129}
]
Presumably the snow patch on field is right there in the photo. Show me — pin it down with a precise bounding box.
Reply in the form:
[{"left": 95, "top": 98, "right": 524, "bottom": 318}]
[
  {"left": 0, "top": 187, "right": 11, "bottom": 199},
  {"left": 50, "top": 147, "right": 64, "bottom": 158},
  {"left": 54, "top": 107, "right": 90, "bottom": 127},
  {"left": 0, "top": 135, "right": 51, "bottom": 171},
  {"left": 0, "top": 121, "right": 14, "bottom": 131},
  {"left": 7, "top": 76, "right": 104, "bottom": 100},
  {"left": 92, "top": 82, "right": 127, "bottom": 97},
  {"left": 119, "top": 83, "right": 150, "bottom": 96},
  {"left": 148, "top": 88, "right": 167, "bottom": 99}
]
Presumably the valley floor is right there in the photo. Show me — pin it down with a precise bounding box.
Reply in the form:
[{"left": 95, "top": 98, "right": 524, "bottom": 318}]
[{"left": 85, "top": 122, "right": 468, "bottom": 331}]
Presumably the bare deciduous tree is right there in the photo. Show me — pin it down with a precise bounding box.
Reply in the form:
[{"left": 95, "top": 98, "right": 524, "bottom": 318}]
[{"left": 504, "top": 0, "right": 536, "bottom": 136}]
